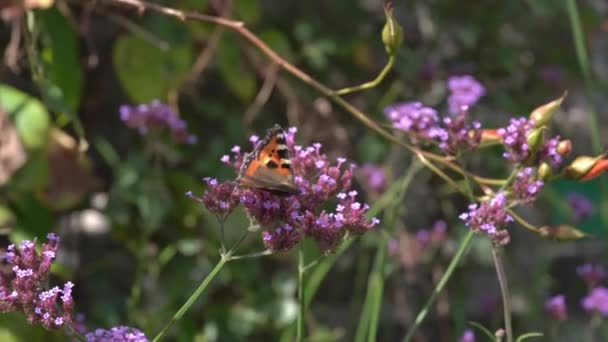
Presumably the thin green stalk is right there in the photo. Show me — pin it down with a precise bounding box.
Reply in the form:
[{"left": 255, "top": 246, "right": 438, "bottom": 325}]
[
  {"left": 333, "top": 55, "right": 396, "bottom": 96},
  {"left": 296, "top": 240, "right": 305, "bottom": 342},
  {"left": 152, "top": 254, "right": 230, "bottom": 342},
  {"left": 492, "top": 247, "right": 513, "bottom": 342},
  {"left": 402, "top": 230, "right": 475, "bottom": 342},
  {"left": 366, "top": 240, "right": 387, "bottom": 342}
]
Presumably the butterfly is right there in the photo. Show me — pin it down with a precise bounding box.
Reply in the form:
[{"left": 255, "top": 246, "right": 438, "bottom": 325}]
[{"left": 236, "top": 124, "right": 300, "bottom": 195}]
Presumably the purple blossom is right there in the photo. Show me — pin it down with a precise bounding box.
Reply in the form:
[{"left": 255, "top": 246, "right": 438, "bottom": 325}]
[
  {"left": 384, "top": 102, "right": 445, "bottom": 142},
  {"left": 459, "top": 328, "right": 475, "bottom": 342},
  {"left": 438, "top": 113, "right": 482, "bottom": 153},
  {"left": 430, "top": 220, "right": 447, "bottom": 243},
  {"left": 119, "top": 100, "right": 197, "bottom": 144},
  {"left": 459, "top": 192, "right": 513, "bottom": 245},
  {"left": 0, "top": 234, "right": 74, "bottom": 329},
  {"left": 577, "top": 264, "right": 605, "bottom": 288},
  {"left": 545, "top": 294, "right": 567, "bottom": 321},
  {"left": 581, "top": 286, "right": 608, "bottom": 316},
  {"left": 359, "top": 164, "right": 387, "bottom": 192},
  {"left": 190, "top": 127, "right": 379, "bottom": 252},
  {"left": 539, "top": 137, "right": 562, "bottom": 167},
  {"left": 447, "top": 75, "right": 486, "bottom": 115},
  {"left": 567, "top": 193, "right": 594, "bottom": 223},
  {"left": 85, "top": 326, "right": 149, "bottom": 342},
  {"left": 511, "top": 167, "right": 544, "bottom": 204},
  {"left": 497, "top": 117, "right": 534, "bottom": 163}
]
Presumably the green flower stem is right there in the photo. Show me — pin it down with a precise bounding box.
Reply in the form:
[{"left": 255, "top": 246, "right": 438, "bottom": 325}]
[
  {"left": 492, "top": 247, "right": 513, "bottom": 342},
  {"left": 152, "top": 254, "right": 230, "bottom": 342},
  {"left": 403, "top": 230, "right": 474, "bottom": 342},
  {"left": 332, "top": 55, "right": 396, "bottom": 96},
  {"left": 296, "top": 240, "right": 306, "bottom": 342}
]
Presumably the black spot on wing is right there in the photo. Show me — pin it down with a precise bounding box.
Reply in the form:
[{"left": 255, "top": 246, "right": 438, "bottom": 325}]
[
  {"left": 281, "top": 163, "right": 291, "bottom": 169},
  {"left": 266, "top": 160, "right": 279, "bottom": 168},
  {"left": 277, "top": 149, "right": 289, "bottom": 159}
]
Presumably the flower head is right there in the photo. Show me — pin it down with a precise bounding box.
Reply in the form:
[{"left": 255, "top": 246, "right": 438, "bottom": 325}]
[
  {"left": 358, "top": 164, "right": 387, "bottom": 193},
  {"left": 567, "top": 193, "right": 594, "bottom": 223},
  {"left": 0, "top": 234, "right": 74, "bottom": 329},
  {"left": 497, "top": 117, "right": 535, "bottom": 163},
  {"left": 545, "top": 294, "right": 567, "bottom": 321},
  {"left": 459, "top": 192, "right": 513, "bottom": 245},
  {"left": 581, "top": 286, "right": 608, "bottom": 316},
  {"left": 511, "top": 167, "right": 544, "bottom": 204},
  {"left": 447, "top": 75, "right": 486, "bottom": 115},
  {"left": 384, "top": 102, "right": 445, "bottom": 143},
  {"left": 438, "top": 113, "right": 482, "bottom": 153},
  {"left": 459, "top": 328, "right": 475, "bottom": 342},
  {"left": 577, "top": 263, "right": 605, "bottom": 288},
  {"left": 190, "top": 127, "right": 379, "bottom": 252},
  {"left": 85, "top": 325, "right": 149, "bottom": 342},
  {"left": 119, "top": 100, "right": 197, "bottom": 144}
]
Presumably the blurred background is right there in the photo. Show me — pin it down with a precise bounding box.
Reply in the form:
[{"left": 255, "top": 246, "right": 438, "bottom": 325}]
[{"left": 0, "top": 0, "right": 607, "bottom": 341}]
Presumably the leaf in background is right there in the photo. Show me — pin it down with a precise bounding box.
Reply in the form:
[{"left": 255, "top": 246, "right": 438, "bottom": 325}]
[
  {"left": 236, "top": 0, "right": 261, "bottom": 23},
  {"left": 0, "top": 85, "right": 50, "bottom": 149},
  {"left": 217, "top": 38, "right": 256, "bottom": 101},
  {"left": 260, "top": 30, "right": 294, "bottom": 61},
  {"left": 113, "top": 34, "right": 192, "bottom": 103},
  {"left": 36, "top": 7, "right": 82, "bottom": 111},
  {"left": 0, "top": 109, "right": 26, "bottom": 186}
]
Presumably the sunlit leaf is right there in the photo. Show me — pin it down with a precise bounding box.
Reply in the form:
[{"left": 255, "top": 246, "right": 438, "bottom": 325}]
[{"left": 0, "top": 85, "right": 50, "bottom": 149}]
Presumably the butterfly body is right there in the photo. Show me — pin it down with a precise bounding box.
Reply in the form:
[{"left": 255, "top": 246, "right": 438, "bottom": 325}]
[{"left": 237, "top": 124, "right": 300, "bottom": 195}]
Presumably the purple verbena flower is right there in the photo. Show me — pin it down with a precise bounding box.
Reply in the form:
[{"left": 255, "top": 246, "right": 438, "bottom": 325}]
[
  {"left": 459, "top": 328, "right": 475, "bottom": 342},
  {"left": 359, "top": 164, "right": 387, "bottom": 193},
  {"left": 119, "top": 100, "right": 197, "bottom": 144},
  {"left": 438, "top": 113, "right": 482, "bottom": 153},
  {"left": 0, "top": 234, "right": 74, "bottom": 329},
  {"left": 539, "top": 136, "right": 562, "bottom": 167},
  {"left": 511, "top": 167, "right": 544, "bottom": 204},
  {"left": 459, "top": 192, "right": 513, "bottom": 245},
  {"left": 189, "top": 127, "right": 379, "bottom": 252},
  {"left": 545, "top": 294, "right": 567, "bottom": 321},
  {"left": 577, "top": 263, "right": 605, "bottom": 288},
  {"left": 567, "top": 193, "right": 594, "bottom": 223},
  {"left": 447, "top": 75, "right": 486, "bottom": 115},
  {"left": 430, "top": 220, "right": 448, "bottom": 243},
  {"left": 497, "top": 117, "right": 535, "bottom": 163},
  {"left": 85, "top": 326, "right": 149, "bottom": 342},
  {"left": 581, "top": 286, "right": 608, "bottom": 316},
  {"left": 384, "top": 102, "right": 445, "bottom": 143}
]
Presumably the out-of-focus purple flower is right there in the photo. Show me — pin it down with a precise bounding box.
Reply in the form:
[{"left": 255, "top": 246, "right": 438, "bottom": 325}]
[
  {"left": 577, "top": 264, "right": 605, "bottom": 288},
  {"left": 119, "top": 100, "right": 197, "bottom": 144},
  {"left": 581, "top": 286, "right": 608, "bottom": 316},
  {"left": 447, "top": 75, "right": 486, "bottom": 115},
  {"left": 567, "top": 193, "right": 594, "bottom": 223},
  {"left": 359, "top": 164, "right": 387, "bottom": 192},
  {"left": 545, "top": 294, "right": 567, "bottom": 321},
  {"left": 85, "top": 325, "right": 149, "bottom": 342},
  {"left": 189, "top": 127, "right": 379, "bottom": 252},
  {"left": 415, "top": 229, "right": 431, "bottom": 248},
  {"left": 459, "top": 192, "right": 513, "bottom": 245},
  {"left": 511, "top": 167, "right": 544, "bottom": 204},
  {"left": 388, "top": 239, "right": 399, "bottom": 256},
  {"left": 459, "top": 328, "right": 475, "bottom": 342},
  {"left": 384, "top": 102, "right": 446, "bottom": 143},
  {"left": 497, "top": 117, "right": 534, "bottom": 163},
  {"left": 430, "top": 220, "right": 447, "bottom": 243},
  {"left": 0, "top": 234, "right": 74, "bottom": 329}
]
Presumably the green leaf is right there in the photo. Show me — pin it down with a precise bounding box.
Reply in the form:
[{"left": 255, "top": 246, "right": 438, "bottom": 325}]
[
  {"left": 217, "top": 38, "right": 256, "bottom": 101},
  {"left": 236, "top": 0, "right": 261, "bottom": 23},
  {"left": 36, "top": 8, "right": 82, "bottom": 111},
  {"left": 0, "top": 84, "right": 50, "bottom": 149},
  {"left": 113, "top": 34, "right": 192, "bottom": 103},
  {"left": 516, "top": 332, "right": 544, "bottom": 342},
  {"left": 467, "top": 321, "right": 495, "bottom": 341},
  {"left": 0, "top": 205, "right": 14, "bottom": 226}
]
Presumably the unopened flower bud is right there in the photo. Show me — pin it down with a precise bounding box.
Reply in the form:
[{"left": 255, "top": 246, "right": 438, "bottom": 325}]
[
  {"left": 563, "top": 155, "right": 604, "bottom": 180},
  {"left": 526, "top": 127, "right": 544, "bottom": 154},
  {"left": 382, "top": 3, "right": 404, "bottom": 55},
  {"left": 539, "top": 224, "right": 588, "bottom": 241},
  {"left": 557, "top": 139, "right": 572, "bottom": 156},
  {"left": 581, "top": 159, "right": 608, "bottom": 181},
  {"left": 538, "top": 162, "right": 552, "bottom": 181},
  {"left": 480, "top": 129, "right": 502, "bottom": 146},
  {"left": 529, "top": 91, "right": 567, "bottom": 127}
]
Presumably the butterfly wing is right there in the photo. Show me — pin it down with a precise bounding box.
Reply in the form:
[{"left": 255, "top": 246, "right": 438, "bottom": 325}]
[{"left": 237, "top": 125, "right": 299, "bottom": 195}]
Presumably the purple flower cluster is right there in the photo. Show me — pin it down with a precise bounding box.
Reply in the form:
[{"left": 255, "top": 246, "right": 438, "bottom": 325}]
[
  {"left": 497, "top": 117, "right": 563, "bottom": 166},
  {"left": 0, "top": 233, "right": 74, "bottom": 329},
  {"left": 459, "top": 328, "right": 475, "bottom": 342},
  {"left": 415, "top": 220, "right": 448, "bottom": 249},
  {"left": 119, "top": 100, "right": 197, "bottom": 144},
  {"left": 192, "top": 127, "right": 379, "bottom": 252},
  {"left": 358, "top": 164, "right": 387, "bottom": 193},
  {"left": 384, "top": 102, "right": 445, "bottom": 142},
  {"left": 545, "top": 294, "right": 567, "bottom": 321},
  {"left": 459, "top": 192, "right": 513, "bottom": 245},
  {"left": 85, "top": 325, "right": 149, "bottom": 342},
  {"left": 567, "top": 193, "right": 594, "bottom": 223},
  {"left": 511, "top": 167, "right": 544, "bottom": 204},
  {"left": 447, "top": 75, "right": 486, "bottom": 115},
  {"left": 581, "top": 286, "right": 608, "bottom": 316},
  {"left": 577, "top": 263, "right": 605, "bottom": 289},
  {"left": 438, "top": 113, "right": 482, "bottom": 153}
]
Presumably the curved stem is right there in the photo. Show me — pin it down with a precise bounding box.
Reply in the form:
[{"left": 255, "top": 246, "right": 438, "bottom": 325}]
[
  {"left": 296, "top": 240, "right": 305, "bottom": 342},
  {"left": 333, "top": 55, "right": 396, "bottom": 96},
  {"left": 402, "top": 230, "right": 475, "bottom": 342},
  {"left": 492, "top": 247, "right": 513, "bottom": 342}
]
